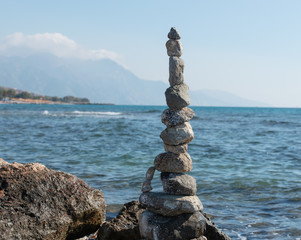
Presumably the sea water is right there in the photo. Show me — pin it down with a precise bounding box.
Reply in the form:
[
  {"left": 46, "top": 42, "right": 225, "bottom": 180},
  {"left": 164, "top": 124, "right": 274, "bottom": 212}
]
[{"left": 0, "top": 104, "right": 300, "bottom": 239}]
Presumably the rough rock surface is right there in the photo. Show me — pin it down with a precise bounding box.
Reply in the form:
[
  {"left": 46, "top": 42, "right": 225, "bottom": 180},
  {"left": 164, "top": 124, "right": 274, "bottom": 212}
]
[
  {"left": 169, "top": 56, "right": 184, "bottom": 86},
  {"left": 165, "top": 83, "right": 190, "bottom": 110},
  {"left": 139, "top": 210, "right": 206, "bottom": 240},
  {"left": 168, "top": 27, "right": 181, "bottom": 40},
  {"left": 97, "top": 201, "right": 144, "bottom": 240},
  {"left": 154, "top": 152, "right": 192, "bottom": 173},
  {"left": 161, "top": 172, "right": 197, "bottom": 196},
  {"left": 162, "top": 107, "right": 195, "bottom": 128},
  {"left": 160, "top": 122, "right": 194, "bottom": 146},
  {"left": 139, "top": 192, "right": 203, "bottom": 216},
  {"left": 164, "top": 143, "right": 188, "bottom": 154},
  {"left": 95, "top": 201, "right": 231, "bottom": 240},
  {"left": 166, "top": 39, "right": 183, "bottom": 57},
  {"left": 0, "top": 159, "right": 106, "bottom": 240}
]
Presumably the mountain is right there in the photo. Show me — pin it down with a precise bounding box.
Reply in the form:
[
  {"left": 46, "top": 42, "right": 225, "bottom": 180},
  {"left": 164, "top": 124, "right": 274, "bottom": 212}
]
[{"left": 0, "top": 54, "right": 269, "bottom": 106}]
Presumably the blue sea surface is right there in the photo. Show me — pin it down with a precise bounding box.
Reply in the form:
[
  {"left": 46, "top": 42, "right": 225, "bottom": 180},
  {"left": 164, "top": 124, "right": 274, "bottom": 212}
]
[{"left": 0, "top": 104, "right": 300, "bottom": 239}]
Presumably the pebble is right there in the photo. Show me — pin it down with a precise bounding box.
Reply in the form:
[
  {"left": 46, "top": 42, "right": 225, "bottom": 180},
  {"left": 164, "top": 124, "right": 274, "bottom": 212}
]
[
  {"left": 154, "top": 152, "right": 192, "bottom": 173},
  {"left": 165, "top": 83, "right": 190, "bottom": 110},
  {"left": 168, "top": 27, "right": 181, "bottom": 40},
  {"left": 160, "top": 122, "right": 194, "bottom": 146},
  {"left": 161, "top": 172, "right": 197, "bottom": 196},
  {"left": 139, "top": 210, "right": 206, "bottom": 240},
  {"left": 164, "top": 143, "right": 188, "bottom": 154},
  {"left": 169, "top": 56, "right": 184, "bottom": 86},
  {"left": 139, "top": 192, "right": 203, "bottom": 216},
  {"left": 166, "top": 39, "right": 183, "bottom": 57},
  {"left": 161, "top": 107, "right": 195, "bottom": 128}
]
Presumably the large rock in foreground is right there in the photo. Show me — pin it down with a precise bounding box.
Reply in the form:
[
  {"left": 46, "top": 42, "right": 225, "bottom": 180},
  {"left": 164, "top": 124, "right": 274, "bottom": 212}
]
[{"left": 0, "top": 159, "right": 106, "bottom": 240}]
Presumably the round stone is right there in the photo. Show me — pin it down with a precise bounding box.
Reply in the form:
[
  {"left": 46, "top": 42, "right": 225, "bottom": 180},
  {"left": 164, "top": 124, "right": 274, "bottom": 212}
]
[
  {"left": 139, "top": 192, "right": 203, "bottom": 216},
  {"left": 165, "top": 83, "right": 190, "bottom": 110},
  {"left": 166, "top": 39, "right": 183, "bottom": 57},
  {"left": 161, "top": 107, "right": 195, "bottom": 128},
  {"left": 169, "top": 56, "right": 184, "bottom": 86},
  {"left": 164, "top": 143, "right": 188, "bottom": 154},
  {"left": 160, "top": 122, "right": 194, "bottom": 146},
  {"left": 139, "top": 210, "right": 206, "bottom": 240},
  {"left": 161, "top": 172, "right": 197, "bottom": 196},
  {"left": 168, "top": 27, "right": 181, "bottom": 40},
  {"left": 154, "top": 152, "right": 192, "bottom": 173}
]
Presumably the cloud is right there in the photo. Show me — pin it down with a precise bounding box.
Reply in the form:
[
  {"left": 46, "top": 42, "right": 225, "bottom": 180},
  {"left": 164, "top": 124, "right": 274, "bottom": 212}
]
[{"left": 0, "top": 32, "right": 121, "bottom": 62}]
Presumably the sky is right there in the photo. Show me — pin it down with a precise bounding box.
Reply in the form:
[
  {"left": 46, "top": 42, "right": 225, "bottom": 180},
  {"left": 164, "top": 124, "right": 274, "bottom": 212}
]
[{"left": 0, "top": 0, "right": 301, "bottom": 107}]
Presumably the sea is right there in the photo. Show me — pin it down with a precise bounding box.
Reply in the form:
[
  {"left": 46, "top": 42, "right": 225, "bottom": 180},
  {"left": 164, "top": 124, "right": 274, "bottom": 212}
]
[{"left": 0, "top": 104, "right": 300, "bottom": 240}]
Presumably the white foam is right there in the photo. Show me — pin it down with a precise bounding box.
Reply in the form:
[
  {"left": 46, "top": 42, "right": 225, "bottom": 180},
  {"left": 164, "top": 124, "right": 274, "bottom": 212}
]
[
  {"left": 42, "top": 110, "right": 49, "bottom": 115},
  {"left": 72, "top": 111, "right": 122, "bottom": 116}
]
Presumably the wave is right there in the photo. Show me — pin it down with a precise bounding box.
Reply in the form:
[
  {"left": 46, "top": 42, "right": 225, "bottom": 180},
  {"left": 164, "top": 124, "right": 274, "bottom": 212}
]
[{"left": 72, "top": 111, "right": 122, "bottom": 116}]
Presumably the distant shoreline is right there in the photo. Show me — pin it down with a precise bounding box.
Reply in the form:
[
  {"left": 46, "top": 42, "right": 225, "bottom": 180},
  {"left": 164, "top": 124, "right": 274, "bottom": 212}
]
[{"left": 0, "top": 99, "right": 114, "bottom": 105}]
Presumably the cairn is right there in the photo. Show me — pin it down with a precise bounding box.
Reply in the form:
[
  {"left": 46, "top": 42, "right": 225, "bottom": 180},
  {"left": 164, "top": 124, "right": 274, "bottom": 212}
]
[{"left": 139, "top": 28, "right": 207, "bottom": 240}]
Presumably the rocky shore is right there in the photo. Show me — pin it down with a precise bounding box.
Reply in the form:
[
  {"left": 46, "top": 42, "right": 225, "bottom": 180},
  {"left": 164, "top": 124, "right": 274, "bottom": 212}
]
[{"left": 0, "top": 158, "right": 230, "bottom": 240}]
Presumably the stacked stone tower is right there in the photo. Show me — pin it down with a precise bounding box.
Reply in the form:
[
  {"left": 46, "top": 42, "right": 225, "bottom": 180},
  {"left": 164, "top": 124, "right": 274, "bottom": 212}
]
[{"left": 139, "top": 28, "right": 207, "bottom": 240}]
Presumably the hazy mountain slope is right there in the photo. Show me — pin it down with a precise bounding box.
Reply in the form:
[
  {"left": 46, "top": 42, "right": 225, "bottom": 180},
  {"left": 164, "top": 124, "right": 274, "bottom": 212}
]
[{"left": 0, "top": 54, "right": 269, "bottom": 106}]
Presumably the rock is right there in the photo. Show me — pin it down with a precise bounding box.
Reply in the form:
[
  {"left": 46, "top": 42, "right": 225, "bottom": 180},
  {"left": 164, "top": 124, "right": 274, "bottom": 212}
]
[
  {"left": 154, "top": 152, "right": 192, "bottom": 173},
  {"left": 0, "top": 160, "right": 106, "bottom": 240},
  {"left": 162, "top": 107, "right": 195, "bottom": 128},
  {"left": 164, "top": 143, "right": 188, "bottom": 154},
  {"left": 203, "top": 212, "right": 232, "bottom": 240},
  {"left": 139, "top": 192, "right": 203, "bottom": 216},
  {"left": 166, "top": 39, "right": 183, "bottom": 57},
  {"left": 139, "top": 210, "right": 206, "bottom": 240},
  {"left": 160, "top": 122, "right": 194, "bottom": 146},
  {"left": 98, "top": 201, "right": 145, "bottom": 240},
  {"left": 168, "top": 27, "right": 181, "bottom": 40},
  {"left": 102, "top": 201, "right": 231, "bottom": 240},
  {"left": 165, "top": 83, "right": 190, "bottom": 110},
  {"left": 142, "top": 180, "right": 152, "bottom": 192},
  {"left": 169, "top": 56, "right": 184, "bottom": 86},
  {"left": 145, "top": 166, "right": 155, "bottom": 181},
  {"left": 161, "top": 172, "right": 197, "bottom": 196}
]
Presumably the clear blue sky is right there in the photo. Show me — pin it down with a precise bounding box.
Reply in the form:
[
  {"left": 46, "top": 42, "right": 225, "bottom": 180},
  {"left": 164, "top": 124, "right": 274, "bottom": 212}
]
[{"left": 1, "top": 0, "right": 301, "bottom": 107}]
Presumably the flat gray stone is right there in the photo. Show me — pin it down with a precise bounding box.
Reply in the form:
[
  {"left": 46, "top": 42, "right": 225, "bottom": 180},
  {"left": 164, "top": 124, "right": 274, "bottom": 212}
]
[
  {"left": 169, "top": 56, "right": 184, "bottom": 86},
  {"left": 168, "top": 27, "right": 181, "bottom": 40},
  {"left": 162, "top": 107, "right": 195, "bottom": 127},
  {"left": 160, "top": 122, "right": 194, "bottom": 146},
  {"left": 161, "top": 172, "right": 197, "bottom": 196},
  {"left": 154, "top": 152, "right": 192, "bottom": 173},
  {"left": 139, "top": 210, "right": 206, "bottom": 240},
  {"left": 166, "top": 39, "right": 183, "bottom": 57},
  {"left": 165, "top": 83, "right": 190, "bottom": 110},
  {"left": 139, "top": 192, "right": 203, "bottom": 216},
  {"left": 164, "top": 143, "right": 188, "bottom": 154}
]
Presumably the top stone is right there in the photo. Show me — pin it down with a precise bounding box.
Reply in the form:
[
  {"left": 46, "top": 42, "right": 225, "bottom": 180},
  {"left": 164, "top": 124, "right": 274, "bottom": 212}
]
[{"left": 168, "top": 27, "right": 181, "bottom": 40}]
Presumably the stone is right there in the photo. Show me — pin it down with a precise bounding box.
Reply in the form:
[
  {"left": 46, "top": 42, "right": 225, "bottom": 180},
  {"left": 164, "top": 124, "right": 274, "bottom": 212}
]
[
  {"left": 98, "top": 201, "right": 145, "bottom": 240},
  {"left": 154, "top": 152, "right": 192, "bottom": 173},
  {"left": 162, "top": 107, "right": 195, "bottom": 128},
  {"left": 160, "top": 122, "right": 194, "bottom": 146},
  {"left": 166, "top": 39, "right": 183, "bottom": 57},
  {"left": 139, "top": 210, "right": 206, "bottom": 240},
  {"left": 145, "top": 166, "right": 155, "bottom": 181},
  {"left": 139, "top": 192, "right": 203, "bottom": 216},
  {"left": 142, "top": 180, "right": 152, "bottom": 192},
  {"left": 100, "top": 201, "right": 231, "bottom": 240},
  {"left": 168, "top": 27, "right": 181, "bottom": 40},
  {"left": 0, "top": 160, "right": 106, "bottom": 240},
  {"left": 169, "top": 56, "right": 184, "bottom": 86},
  {"left": 161, "top": 172, "right": 197, "bottom": 196},
  {"left": 165, "top": 83, "right": 190, "bottom": 110},
  {"left": 164, "top": 143, "right": 188, "bottom": 154}
]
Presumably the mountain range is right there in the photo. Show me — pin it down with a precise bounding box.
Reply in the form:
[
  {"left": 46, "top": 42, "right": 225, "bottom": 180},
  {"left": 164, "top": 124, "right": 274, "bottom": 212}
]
[{"left": 0, "top": 54, "right": 268, "bottom": 106}]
